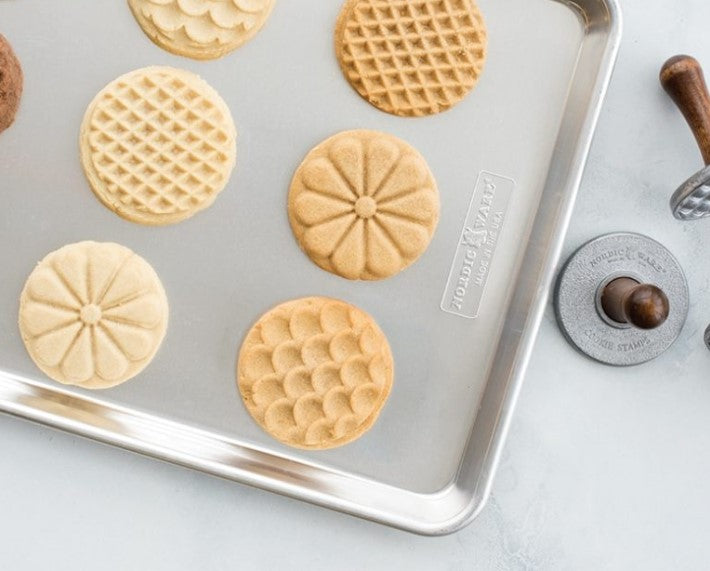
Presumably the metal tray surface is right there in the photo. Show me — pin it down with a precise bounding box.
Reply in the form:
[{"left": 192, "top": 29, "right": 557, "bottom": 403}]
[{"left": 0, "top": 0, "right": 621, "bottom": 534}]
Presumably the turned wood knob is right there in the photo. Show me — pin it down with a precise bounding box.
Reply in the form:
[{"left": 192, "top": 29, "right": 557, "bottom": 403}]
[
  {"left": 661, "top": 55, "right": 710, "bottom": 165},
  {"left": 600, "top": 278, "right": 670, "bottom": 330}
]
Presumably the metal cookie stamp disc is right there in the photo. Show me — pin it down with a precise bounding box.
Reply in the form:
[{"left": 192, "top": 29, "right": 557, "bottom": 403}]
[
  {"left": 670, "top": 165, "right": 710, "bottom": 220},
  {"left": 555, "top": 233, "right": 688, "bottom": 366}
]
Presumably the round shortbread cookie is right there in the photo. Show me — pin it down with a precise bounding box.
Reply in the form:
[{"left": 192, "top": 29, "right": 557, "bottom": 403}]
[
  {"left": 80, "top": 66, "right": 237, "bottom": 226},
  {"left": 128, "top": 0, "right": 275, "bottom": 60},
  {"left": 0, "top": 34, "right": 23, "bottom": 134},
  {"left": 237, "top": 297, "right": 394, "bottom": 450},
  {"left": 288, "top": 129, "right": 440, "bottom": 280},
  {"left": 19, "top": 242, "right": 169, "bottom": 390},
  {"left": 335, "top": 0, "right": 488, "bottom": 117}
]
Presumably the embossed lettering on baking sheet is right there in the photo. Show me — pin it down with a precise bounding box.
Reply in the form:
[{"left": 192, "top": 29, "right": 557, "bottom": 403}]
[{"left": 441, "top": 172, "right": 514, "bottom": 319}]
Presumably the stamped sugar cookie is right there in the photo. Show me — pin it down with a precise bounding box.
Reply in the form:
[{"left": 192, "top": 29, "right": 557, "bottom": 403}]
[
  {"left": 0, "top": 34, "right": 23, "bottom": 134},
  {"left": 335, "top": 0, "right": 488, "bottom": 117},
  {"left": 237, "top": 297, "right": 394, "bottom": 450},
  {"left": 128, "top": 0, "right": 275, "bottom": 60},
  {"left": 289, "top": 130, "right": 440, "bottom": 280},
  {"left": 19, "top": 242, "right": 169, "bottom": 389},
  {"left": 80, "top": 66, "right": 237, "bottom": 226}
]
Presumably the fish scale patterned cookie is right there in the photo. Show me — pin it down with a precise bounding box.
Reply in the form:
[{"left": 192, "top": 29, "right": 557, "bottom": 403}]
[
  {"left": 237, "top": 297, "right": 394, "bottom": 450},
  {"left": 289, "top": 129, "right": 440, "bottom": 280},
  {"left": 80, "top": 66, "right": 236, "bottom": 226},
  {"left": 128, "top": 0, "right": 275, "bottom": 60},
  {"left": 18, "top": 242, "right": 169, "bottom": 390},
  {"left": 335, "top": 0, "right": 488, "bottom": 117}
]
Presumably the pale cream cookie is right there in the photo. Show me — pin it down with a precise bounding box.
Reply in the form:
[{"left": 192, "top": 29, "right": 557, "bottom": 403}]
[
  {"left": 335, "top": 0, "right": 488, "bottom": 117},
  {"left": 237, "top": 297, "right": 394, "bottom": 450},
  {"left": 19, "top": 242, "right": 169, "bottom": 389},
  {"left": 128, "top": 0, "right": 275, "bottom": 60},
  {"left": 80, "top": 66, "right": 237, "bottom": 226},
  {"left": 289, "top": 129, "right": 440, "bottom": 280}
]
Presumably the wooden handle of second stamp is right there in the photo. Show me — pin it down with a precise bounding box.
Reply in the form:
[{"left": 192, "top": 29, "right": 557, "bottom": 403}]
[
  {"left": 601, "top": 278, "right": 670, "bottom": 330},
  {"left": 661, "top": 55, "right": 710, "bottom": 165}
]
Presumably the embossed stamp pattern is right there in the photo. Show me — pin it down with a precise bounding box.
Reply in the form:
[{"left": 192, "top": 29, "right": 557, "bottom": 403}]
[
  {"left": 128, "top": 0, "right": 275, "bottom": 60},
  {"left": 80, "top": 66, "right": 237, "bottom": 226},
  {"left": 237, "top": 297, "right": 394, "bottom": 450},
  {"left": 19, "top": 242, "right": 169, "bottom": 389},
  {"left": 289, "top": 129, "right": 440, "bottom": 280},
  {"left": 335, "top": 0, "right": 488, "bottom": 117}
]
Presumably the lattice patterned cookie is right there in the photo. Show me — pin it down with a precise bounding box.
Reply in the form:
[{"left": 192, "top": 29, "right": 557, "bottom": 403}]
[
  {"left": 237, "top": 297, "right": 394, "bottom": 450},
  {"left": 289, "top": 130, "right": 440, "bottom": 280},
  {"left": 80, "top": 66, "right": 237, "bottom": 226},
  {"left": 19, "top": 242, "right": 169, "bottom": 389},
  {"left": 128, "top": 0, "right": 275, "bottom": 60},
  {"left": 335, "top": 0, "right": 488, "bottom": 117}
]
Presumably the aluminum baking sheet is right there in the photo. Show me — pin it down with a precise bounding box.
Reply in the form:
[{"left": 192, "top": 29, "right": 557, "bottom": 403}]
[{"left": 0, "top": 0, "right": 621, "bottom": 535}]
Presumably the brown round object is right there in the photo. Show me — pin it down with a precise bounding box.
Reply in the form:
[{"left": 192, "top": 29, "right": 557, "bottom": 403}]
[
  {"left": 623, "top": 285, "right": 670, "bottom": 330},
  {"left": 288, "top": 130, "right": 440, "bottom": 280},
  {"left": 335, "top": 0, "right": 488, "bottom": 117},
  {"left": 600, "top": 278, "right": 670, "bottom": 330},
  {"left": 0, "top": 34, "right": 23, "bottom": 134},
  {"left": 237, "top": 297, "right": 394, "bottom": 450}
]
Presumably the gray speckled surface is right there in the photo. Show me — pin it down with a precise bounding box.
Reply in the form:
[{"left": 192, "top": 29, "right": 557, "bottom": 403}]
[{"left": 3, "top": 0, "right": 710, "bottom": 568}]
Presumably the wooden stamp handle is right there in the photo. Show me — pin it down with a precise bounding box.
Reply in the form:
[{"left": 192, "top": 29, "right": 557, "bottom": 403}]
[
  {"left": 601, "top": 278, "right": 670, "bottom": 330},
  {"left": 661, "top": 55, "right": 710, "bottom": 165}
]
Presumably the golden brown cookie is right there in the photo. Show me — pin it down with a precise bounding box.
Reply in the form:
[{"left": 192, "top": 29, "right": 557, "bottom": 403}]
[
  {"left": 128, "top": 0, "right": 275, "bottom": 60},
  {"left": 19, "top": 242, "right": 169, "bottom": 389},
  {"left": 335, "top": 0, "right": 488, "bottom": 117},
  {"left": 80, "top": 66, "right": 237, "bottom": 226},
  {"left": 0, "top": 34, "right": 23, "bottom": 134},
  {"left": 288, "top": 129, "right": 440, "bottom": 280},
  {"left": 237, "top": 297, "right": 394, "bottom": 450}
]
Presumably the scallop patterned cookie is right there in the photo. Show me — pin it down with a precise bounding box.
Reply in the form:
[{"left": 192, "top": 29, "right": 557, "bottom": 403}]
[
  {"left": 288, "top": 129, "right": 440, "bottom": 280},
  {"left": 19, "top": 242, "right": 169, "bottom": 390},
  {"left": 80, "top": 66, "right": 237, "bottom": 226},
  {"left": 128, "top": 0, "right": 275, "bottom": 60},
  {"left": 237, "top": 297, "right": 394, "bottom": 450},
  {"left": 335, "top": 0, "right": 488, "bottom": 117}
]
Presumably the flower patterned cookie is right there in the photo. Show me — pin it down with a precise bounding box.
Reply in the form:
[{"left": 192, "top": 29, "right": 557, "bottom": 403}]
[
  {"left": 288, "top": 130, "right": 440, "bottom": 280},
  {"left": 18, "top": 242, "right": 169, "bottom": 389}
]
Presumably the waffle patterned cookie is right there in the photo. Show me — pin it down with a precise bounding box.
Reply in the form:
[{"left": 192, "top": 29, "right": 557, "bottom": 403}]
[
  {"left": 335, "top": 0, "right": 488, "bottom": 117},
  {"left": 128, "top": 0, "right": 275, "bottom": 60},
  {"left": 289, "top": 130, "right": 439, "bottom": 280},
  {"left": 19, "top": 242, "right": 169, "bottom": 390},
  {"left": 0, "top": 34, "right": 23, "bottom": 134},
  {"left": 80, "top": 66, "right": 237, "bottom": 226},
  {"left": 237, "top": 297, "right": 394, "bottom": 450}
]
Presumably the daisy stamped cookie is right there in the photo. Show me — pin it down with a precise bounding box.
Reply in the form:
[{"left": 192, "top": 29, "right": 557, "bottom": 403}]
[{"left": 288, "top": 130, "right": 440, "bottom": 280}]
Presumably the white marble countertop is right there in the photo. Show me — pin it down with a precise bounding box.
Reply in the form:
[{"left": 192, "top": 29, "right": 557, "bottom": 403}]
[{"left": 4, "top": 0, "right": 710, "bottom": 569}]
